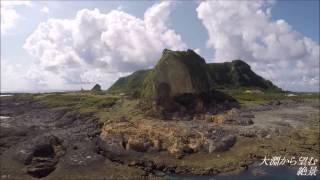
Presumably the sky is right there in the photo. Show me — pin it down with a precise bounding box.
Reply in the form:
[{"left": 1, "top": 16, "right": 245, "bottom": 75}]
[{"left": 1, "top": 0, "right": 319, "bottom": 92}]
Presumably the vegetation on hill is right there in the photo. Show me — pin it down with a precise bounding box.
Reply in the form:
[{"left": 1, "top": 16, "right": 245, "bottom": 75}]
[
  {"left": 108, "top": 49, "right": 281, "bottom": 97},
  {"left": 207, "top": 60, "right": 280, "bottom": 91},
  {"left": 108, "top": 70, "right": 150, "bottom": 95}
]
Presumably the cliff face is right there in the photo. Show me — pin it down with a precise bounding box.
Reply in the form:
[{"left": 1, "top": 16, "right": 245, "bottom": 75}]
[
  {"left": 140, "top": 49, "right": 210, "bottom": 99},
  {"left": 108, "top": 49, "right": 281, "bottom": 97}
]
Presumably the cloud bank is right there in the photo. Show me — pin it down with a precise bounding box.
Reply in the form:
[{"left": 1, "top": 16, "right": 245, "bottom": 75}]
[
  {"left": 23, "top": 1, "right": 186, "bottom": 90},
  {"left": 197, "top": 0, "right": 319, "bottom": 91},
  {"left": 1, "top": 1, "right": 32, "bottom": 35},
  {"left": 3, "top": 1, "right": 318, "bottom": 92}
]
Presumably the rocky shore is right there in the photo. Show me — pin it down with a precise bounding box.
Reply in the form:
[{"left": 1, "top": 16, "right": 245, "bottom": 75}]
[{"left": 0, "top": 94, "right": 319, "bottom": 179}]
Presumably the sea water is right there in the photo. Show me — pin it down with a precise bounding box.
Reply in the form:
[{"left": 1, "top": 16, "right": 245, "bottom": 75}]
[
  {"left": 166, "top": 165, "right": 319, "bottom": 180},
  {"left": 0, "top": 94, "right": 13, "bottom": 97}
]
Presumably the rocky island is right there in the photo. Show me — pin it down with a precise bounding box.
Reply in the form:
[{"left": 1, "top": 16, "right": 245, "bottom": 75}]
[{"left": 0, "top": 49, "right": 319, "bottom": 179}]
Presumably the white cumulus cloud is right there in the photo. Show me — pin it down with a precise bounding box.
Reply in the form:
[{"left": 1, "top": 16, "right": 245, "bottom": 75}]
[
  {"left": 40, "top": 6, "right": 50, "bottom": 14},
  {"left": 23, "top": 1, "right": 186, "bottom": 90},
  {"left": 1, "top": 1, "right": 32, "bottom": 35},
  {"left": 197, "top": 0, "right": 319, "bottom": 91}
]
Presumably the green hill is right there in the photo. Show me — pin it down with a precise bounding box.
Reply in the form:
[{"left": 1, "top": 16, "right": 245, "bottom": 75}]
[
  {"left": 108, "top": 70, "right": 150, "bottom": 94},
  {"left": 108, "top": 49, "right": 281, "bottom": 97},
  {"left": 207, "top": 60, "right": 280, "bottom": 90}
]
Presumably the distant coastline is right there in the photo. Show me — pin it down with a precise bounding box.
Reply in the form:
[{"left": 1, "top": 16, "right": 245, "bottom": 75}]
[
  {"left": 0, "top": 94, "right": 13, "bottom": 97},
  {"left": 0, "top": 89, "right": 82, "bottom": 94}
]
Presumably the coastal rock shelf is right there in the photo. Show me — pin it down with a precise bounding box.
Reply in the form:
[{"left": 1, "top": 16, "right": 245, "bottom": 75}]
[{"left": 0, "top": 93, "right": 318, "bottom": 179}]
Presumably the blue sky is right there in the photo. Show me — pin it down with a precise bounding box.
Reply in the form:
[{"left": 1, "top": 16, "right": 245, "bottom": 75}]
[{"left": 1, "top": 0, "right": 319, "bottom": 92}]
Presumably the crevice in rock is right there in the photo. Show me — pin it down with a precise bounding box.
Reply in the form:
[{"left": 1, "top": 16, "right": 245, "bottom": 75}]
[{"left": 22, "top": 136, "right": 65, "bottom": 178}]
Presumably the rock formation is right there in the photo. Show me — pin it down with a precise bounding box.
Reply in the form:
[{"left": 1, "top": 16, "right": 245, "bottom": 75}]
[
  {"left": 91, "top": 84, "right": 102, "bottom": 91},
  {"left": 140, "top": 49, "right": 210, "bottom": 99},
  {"left": 108, "top": 49, "right": 281, "bottom": 97}
]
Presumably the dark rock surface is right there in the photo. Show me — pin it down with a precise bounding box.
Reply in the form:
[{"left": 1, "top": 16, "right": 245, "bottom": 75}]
[{"left": 0, "top": 98, "right": 103, "bottom": 178}]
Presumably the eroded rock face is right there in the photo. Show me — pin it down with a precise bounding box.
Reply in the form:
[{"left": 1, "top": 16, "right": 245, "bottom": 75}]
[
  {"left": 100, "top": 119, "right": 237, "bottom": 158},
  {"left": 154, "top": 58, "right": 195, "bottom": 98},
  {"left": 141, "top": 49, "right": 210, "bottom": 99},
  {"left": 212, "top": 108, "right": 253, "bottom": 125},
  {"left": 15, "top": 135, "right": 65, "bottom": 178}
]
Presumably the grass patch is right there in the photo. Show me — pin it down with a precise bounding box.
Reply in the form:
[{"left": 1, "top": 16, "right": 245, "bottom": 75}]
[
  {"left": 29, "top": 91, "right": 144, "bottom": 124},
  {"left": 220, "top": 88, "right": 319, "bottom": 106},
  {"left": 35, "top": 92, "right": 119, "bottom": 109}
]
